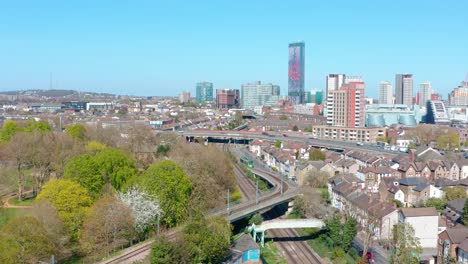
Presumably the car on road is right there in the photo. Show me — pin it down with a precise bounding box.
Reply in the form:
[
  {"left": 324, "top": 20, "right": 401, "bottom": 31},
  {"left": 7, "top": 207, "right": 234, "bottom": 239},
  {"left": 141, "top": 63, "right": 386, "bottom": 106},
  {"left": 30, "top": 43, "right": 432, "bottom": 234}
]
[
  {"left": 282, "top": 134, "right": 288, "bottom": 137},
  {"left": 356, "top": 142, "right": 363, "bottom": 146}
]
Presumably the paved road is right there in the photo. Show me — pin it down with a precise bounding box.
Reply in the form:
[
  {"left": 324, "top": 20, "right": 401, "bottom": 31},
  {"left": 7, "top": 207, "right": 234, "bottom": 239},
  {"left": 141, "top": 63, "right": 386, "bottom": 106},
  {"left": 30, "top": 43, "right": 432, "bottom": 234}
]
[
  {"left": 181, "top": 130, "right": 400, "bottom": 158},
  {"left": 353, "top": 234, "right": 389, "bottom": 264}
]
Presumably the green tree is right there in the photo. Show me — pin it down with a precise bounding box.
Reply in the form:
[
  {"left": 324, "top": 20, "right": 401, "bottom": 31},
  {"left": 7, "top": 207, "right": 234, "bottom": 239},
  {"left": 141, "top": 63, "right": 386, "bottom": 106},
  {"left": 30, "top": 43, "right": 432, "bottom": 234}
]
[
  {"left": 94, "top": 148, "right": 136, "bottom": 190},
  {"left": 0, "top": 120, "right": 18, "bottom": 141},
  {"left": 64, "top": 154, "right": 104, "bottom": 198},
  {"left": 392, "top": 199, "right": 403, "bottom": 208},
  {"left": 36, "top": 179, "right": 93, "bottom": 240},
  {"left": 423, "top": 198, "right": 447, "bottom": 211},
  {"left": 85, "top": 140, "right": 107, "bottom": 155},
  {"left": 183, "top": 214, "right": 231, "bottom": 264},
  {"left": 23, "top": 120, "right": 51, "bottom": 133},
  {"left": 326, "top": 213, "right": 342, "bottom": 247},
  {"left": 137, "top": 160, "right": 192, "bottom": 227},
  {"left": 390, "top": 223, "right": 422, "bottom": 264},
  {"left": 150, "top": 236, "right": 190, "bottom": 264},
  {"left": 292, "top": 125, "right": 299, "bottom": 131},
  {"left": 463, "top": 199, "right": 468, "bottom": 226},
  {"left": 408, "top": 142, "right": 417, "bottom": 150},
  {"left": 248, "top": 213, "right": 264, "bottom": 225},
  {"left": 309, "top": 149, "right": 326, "bottom": 161},
  {"left": 66, "top": 124, "right": 86, "bottom": 140},
  {"left": 304, "top": 125, "right": 312, "bottom": 132},
  {"left": 437, "top": 131, "right": 460, "bottom": 150},
  {"left": 445, "top": 186, "right": 467, "bottom": 201},
  {"left": 0, "top": 216, "right": 57, "bottom": 264},
  {"left": 274, "top": 140, "right": 282, "bottom": 148},
  {"left": 342, "top": 216, "right": 358, "bottom": 252},
  {"left": 279, "top": 115, "right": 288, "bottom": 120}
]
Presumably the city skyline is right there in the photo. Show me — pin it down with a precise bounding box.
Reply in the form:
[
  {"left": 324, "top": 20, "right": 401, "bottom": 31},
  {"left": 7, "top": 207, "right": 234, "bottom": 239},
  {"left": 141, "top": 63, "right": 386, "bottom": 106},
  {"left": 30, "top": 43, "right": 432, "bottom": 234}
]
[{"left": 0, "top": 1, "right": 467, "bottom": 97}]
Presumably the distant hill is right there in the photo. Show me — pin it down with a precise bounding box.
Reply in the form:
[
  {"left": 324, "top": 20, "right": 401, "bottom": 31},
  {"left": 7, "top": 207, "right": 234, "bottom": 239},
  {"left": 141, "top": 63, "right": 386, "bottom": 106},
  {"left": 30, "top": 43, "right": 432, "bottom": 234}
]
[{"left": 0, "top": 89, "right": 118, "bottom": 98}]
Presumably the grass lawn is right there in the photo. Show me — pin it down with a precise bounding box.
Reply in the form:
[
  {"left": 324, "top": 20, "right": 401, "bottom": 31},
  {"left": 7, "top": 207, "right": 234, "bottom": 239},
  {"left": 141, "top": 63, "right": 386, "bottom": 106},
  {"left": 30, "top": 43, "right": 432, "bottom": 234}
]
[
  {"left": 8, "top": 196, "right": 34, "bottom": 206},
  {"left": 261, "top": 241, "right": 287, "bottom": 264},
  {"left": 0, "top": 208, "right": 28, "bottom": 228}
]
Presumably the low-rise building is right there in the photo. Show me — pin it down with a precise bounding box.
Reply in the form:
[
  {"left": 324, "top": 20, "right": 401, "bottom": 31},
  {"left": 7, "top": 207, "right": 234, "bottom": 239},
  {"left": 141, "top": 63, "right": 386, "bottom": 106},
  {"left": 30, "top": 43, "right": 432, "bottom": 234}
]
[
  {"left": 400, "top": 207, "right": 439, "bottom": 263},
  {"left": 311, "top": 125, "right": 386, "bottom": 143},
  {"left": 438, "top": 225, "right": 468, "bottom": 264}
]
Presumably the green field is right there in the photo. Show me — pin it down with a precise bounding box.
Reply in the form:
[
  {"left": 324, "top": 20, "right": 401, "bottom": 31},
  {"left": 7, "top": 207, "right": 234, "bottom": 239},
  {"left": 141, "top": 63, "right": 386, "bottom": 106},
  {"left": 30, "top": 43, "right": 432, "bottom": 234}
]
[
  {"left": 0, "top": 208, "right": 28, "bottom": 228},
  {"left": 8, "top": 196, "right": 34, "bottom": 206}
]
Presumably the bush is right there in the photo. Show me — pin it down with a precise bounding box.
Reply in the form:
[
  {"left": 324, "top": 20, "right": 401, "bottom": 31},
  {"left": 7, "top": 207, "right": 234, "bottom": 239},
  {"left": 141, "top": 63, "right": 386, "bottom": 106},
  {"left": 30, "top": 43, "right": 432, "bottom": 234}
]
[
  {"left": 348, "top": 247, "right": 359, "bottom": 259},
  {"left": 331, "top": 247, "right": 345, "bottom": 259}
]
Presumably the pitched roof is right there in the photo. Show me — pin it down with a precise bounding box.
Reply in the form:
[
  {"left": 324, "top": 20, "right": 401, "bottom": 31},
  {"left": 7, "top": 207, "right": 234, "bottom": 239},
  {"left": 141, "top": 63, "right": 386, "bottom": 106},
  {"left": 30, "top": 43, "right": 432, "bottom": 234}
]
[
  {"left": 445, "top": 226, "right": 468, "bottom": 244},
  {"left": 459, "top": 239, "right": 468, "bottom": 252},
  {"left": 399, "top": 177, "right": 425, "bottom": 186},
  {"left": 413, "top": 183, "right": 429, "bottom": 192},
  {"left": 447, "top": 198, "right": 466, "bottom": 212},
  {"left": 401, "top": 207, "right": 438, "bottom": 217}
]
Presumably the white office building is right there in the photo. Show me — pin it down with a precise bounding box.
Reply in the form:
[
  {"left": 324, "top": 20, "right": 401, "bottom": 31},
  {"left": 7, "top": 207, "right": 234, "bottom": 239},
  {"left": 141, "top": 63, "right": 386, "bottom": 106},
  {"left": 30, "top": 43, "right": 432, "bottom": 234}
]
[
  {"left": 419, "top": 81, "right": 432, "bottom": 107},
  {"left": 379, "top": 81, "right": 393, "bottom": 105},
  {"left": 241, "top": 81, "right": 281, "bottom": 110}
]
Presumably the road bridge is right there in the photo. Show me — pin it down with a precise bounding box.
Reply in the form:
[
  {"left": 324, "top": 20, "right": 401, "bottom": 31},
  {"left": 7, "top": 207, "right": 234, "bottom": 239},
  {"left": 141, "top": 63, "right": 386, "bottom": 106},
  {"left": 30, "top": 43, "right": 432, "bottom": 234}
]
[
  {"left": 180, "top": 130, "right": 398, "bottom": 157},
  {"left": 209, "top": 167, "right": 300, "bottom": 222},
  {"left": 249, "top": 219, "right": 325, "bottom": 247}
]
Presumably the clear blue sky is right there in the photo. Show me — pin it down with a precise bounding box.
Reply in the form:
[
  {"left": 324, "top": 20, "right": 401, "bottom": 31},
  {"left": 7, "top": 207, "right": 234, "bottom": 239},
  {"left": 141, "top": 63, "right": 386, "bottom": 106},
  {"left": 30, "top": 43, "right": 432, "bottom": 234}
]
[{"left": 1, "top": 0, "right": 467, "bottom": 98}]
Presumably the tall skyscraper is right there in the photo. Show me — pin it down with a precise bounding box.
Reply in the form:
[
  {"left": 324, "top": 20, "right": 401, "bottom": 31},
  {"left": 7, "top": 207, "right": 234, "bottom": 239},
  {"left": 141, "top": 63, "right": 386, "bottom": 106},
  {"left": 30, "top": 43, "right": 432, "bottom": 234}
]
[
  {"left": 241, "top": 81, "right": 280, "bottom": 110},
  {"left": 395, "top": 74, "right": 413, "bottom": 106},
  {"left": 196, "top": 82, "right": 213, "bottom": 103},
  {"left": 288, "top": 42, "right": 305, "bottom": 104},
  {"left": 326, "top": 81, "right": 365, "bottom": 127},
  {"left": 379, "top": 81, "right": 393, "bottom": 105},
  {"left": 216, "top": 89, "right": 239, "bottom": 109},
  {"left": 326, "top": 74, "right": 346, "bottom": 96},
  {"left": 419, "top": 81, "right": 432, "bottom": 107}
]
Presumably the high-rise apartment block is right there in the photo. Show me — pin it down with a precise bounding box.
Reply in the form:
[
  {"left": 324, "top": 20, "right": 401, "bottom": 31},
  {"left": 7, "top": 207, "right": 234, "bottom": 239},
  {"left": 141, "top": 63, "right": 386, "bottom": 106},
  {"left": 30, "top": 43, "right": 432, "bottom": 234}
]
[
  {"left": 241, "top": 81, "right": 280, "bottom": 110},
  {"left": 326, "top": 81, "right": 365, "bottom": 127},
  {"left": 288, "top": 42, "right": 305, "bottom": 104},
  {"left": 216, "top": 89, "right": 240, "bottom": 109},
  {"left": 419, "top": 81, "right": 432, "bottom": 107},
  {"left": 395, "top": 74, "right": 413, "bottom": 106},
  {"left": 379, "top": 81, "right": 393, "bottom": 105},
  {"left": 326, "top": 74, "right": 346, "bottom": 96},
  {"left": 179, "top": 91, "right": 191, "bottom": 103},
  {"left": 196, "top": 82, "right": 213, "bottom": 103},
  {"left": 449, "top": 81, "right": 468, "bottom": 106}
]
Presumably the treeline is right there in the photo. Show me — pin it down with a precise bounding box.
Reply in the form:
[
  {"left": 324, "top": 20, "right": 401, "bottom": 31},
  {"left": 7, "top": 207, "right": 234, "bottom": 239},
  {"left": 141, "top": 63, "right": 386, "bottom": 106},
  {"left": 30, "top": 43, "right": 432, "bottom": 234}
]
[{"left": 0, "top": 120, "right": 236, "bottom": 263}]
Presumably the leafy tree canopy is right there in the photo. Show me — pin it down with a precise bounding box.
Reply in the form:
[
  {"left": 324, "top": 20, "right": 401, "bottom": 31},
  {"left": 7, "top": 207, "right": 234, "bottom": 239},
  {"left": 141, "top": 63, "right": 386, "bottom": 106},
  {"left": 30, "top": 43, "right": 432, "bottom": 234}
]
[
  {"left": 94, "top": 148, "right": 136, "bottom": 190},
  {"left": 65, "top": 124, "right": 86, "bottom": 140},
  {"left": 64, "top": 154, "right": 104, "bottom": 198},
  {"left": 0, "top": 216, "right": 57, "bottom": 264},
  {"left": 310, "top": 148, "right": 326, "bottom": 161},
  {"left": 137, "top": 160, "right": 192, "bottom": 227},
  {"left": 37, "top": 179, "right": 93, "bottom": 240},
  {"left": 445, "top": 186, "right": 467, "bottom": 201}
]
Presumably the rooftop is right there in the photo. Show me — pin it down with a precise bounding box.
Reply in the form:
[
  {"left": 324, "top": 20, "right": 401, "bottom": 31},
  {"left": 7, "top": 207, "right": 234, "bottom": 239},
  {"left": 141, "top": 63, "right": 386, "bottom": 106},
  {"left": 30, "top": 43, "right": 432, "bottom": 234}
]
[{"left": 401, "top": 207, "right": 438, "bottom": 218}]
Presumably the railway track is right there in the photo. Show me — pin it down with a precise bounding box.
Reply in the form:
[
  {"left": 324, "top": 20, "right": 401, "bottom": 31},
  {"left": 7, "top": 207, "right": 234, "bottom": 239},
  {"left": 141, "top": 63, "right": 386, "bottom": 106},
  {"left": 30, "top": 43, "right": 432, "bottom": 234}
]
[
  {"left": 263, "top": 204, "right": 324, "bottom": 264},
  {"left": 100, "top": 150, "right": 298, "bottom": 264},
  {"left": 233, "top": 163, "right": 256, "bottom": 200},
  {"left": 269, "top": 228, "right": 323, "bottom": 264}
]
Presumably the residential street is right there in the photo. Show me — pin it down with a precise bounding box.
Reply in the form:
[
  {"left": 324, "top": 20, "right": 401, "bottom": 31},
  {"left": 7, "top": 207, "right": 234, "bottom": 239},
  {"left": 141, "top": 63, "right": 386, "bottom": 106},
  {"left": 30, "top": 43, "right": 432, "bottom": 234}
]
[{"left": 353, "top": 234, "right": 389, "bottom": 264}]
